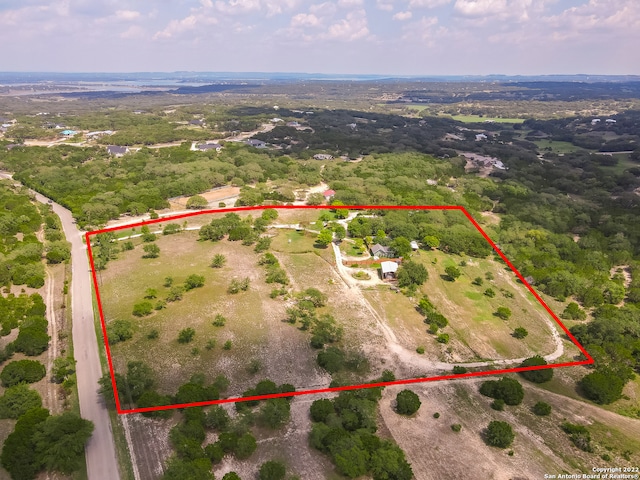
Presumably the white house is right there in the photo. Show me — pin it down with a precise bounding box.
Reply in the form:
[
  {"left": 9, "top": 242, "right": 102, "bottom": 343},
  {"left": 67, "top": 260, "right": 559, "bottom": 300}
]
[
  {"left": 475, "top": 133, "right": 488, "bottom": 141},
  {"left": 380, "top": 261, "right": 399, "bottom": 280}
]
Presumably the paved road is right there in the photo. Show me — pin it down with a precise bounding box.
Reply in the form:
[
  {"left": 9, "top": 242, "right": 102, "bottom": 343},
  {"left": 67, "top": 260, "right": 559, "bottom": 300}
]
[{"left": 0, "top": 173, "right": 120, "bottom": 480}]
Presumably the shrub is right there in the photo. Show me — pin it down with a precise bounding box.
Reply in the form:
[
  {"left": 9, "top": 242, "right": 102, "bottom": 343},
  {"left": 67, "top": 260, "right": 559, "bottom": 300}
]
[
  {"left": 579, "top": 369, "right": 625, "bottom": 405},
  {"left": 212, "top": 314, "right": 226, "bottom": 327},
  {"left": 162, "top": 224, "right": 181, "bottom": 235},
  {"left": 433, "top": 412, "right": 440, "bottom": 418},
  {"left": 316, "top": 347, "right": 345, "bottom": 373},
  {"left": 451, "top": 424, "right": 462, "bottom": 432},
  {"left": 234, "top": 433, "right": 257, "bottom": 459},
  {"left": 205, "top": 339, "right": 216, "bottom": 350},
  {"left": 0, "top": 360, "right": 46, "bottom": 387},
  {"left": 519, "top": 356, "right": 553, "bottom": 383},
  {"left": 484, "top": 288, "right": 496, "bottom": 298},
  {"left": 147, "top": 329, "right": 159, "bottom": 340},
  {"left": 436, "top": 334, "right": 449, "bottom": 344},
  {"left": 144, "top": 288, "right": 157, "bottom": 299},
  {"left": 178, "top": 328, "right": 196, "bottom": 344},
  {"left": 142, "top": 243, "right": 160, "bottom": 258},
  {"left": 491, "top": 399, "right": 505, "bottom": 411},
  {"left": 132, "top": 301, "right": 153, "bottom": 317},
  {"left": 472, "top": 277, "right": 484, "bottom": 286},
  {"left": 533, "top": 401, "right": 552, "bottom": 416},
  {"left": 210, "top": 254, "right": 227, "bottom": 268},
  {"left": 310, "top": 399, "right": 335, "bottom": 423},
  {"left": 561, "top": 302, "right": 587, "bottom": 320},
  {"left": 445, "top": 265, "right": 461, "bottom": 281},
  {"left": 166, "top": 286, "right": 185, "bottom": 302},
  {"left": 486, "top": 420, "right": 515, "bottom": 448},
  {"left": 259, "top": 460, "right": 286, "bottom": 480},
  {"left": 479, "top": 377, "right": 524, "bottom": 405},
  {"left": 106, "top": 319, "right": 134, "bottom": 344},
  {"left": 396, "top": 390, "right": 421, "bottom": 415},
  {"left": 223, "top": 340, "right": 232, "bottom": 350},
  {"left": 416, "top": 346, "right": 425, "bottom": 354},
  {"left": 122, "top": 241, "right": 134, "bottom": 251},
  {"left": 561, "top": 422, "right": 593, "bottom": 452},
  {"left": 186, "top": 195, "right": 208, "bottom": 209},
  {"left": 0, "top": 384, "right": 42, "bottom": 419},
  {"left": 163, "top": 276, "right": 173, "bottom": 287},
  {"left": 495, "top": 307, "right": 512, "bottom": 320},
  {"left": 453, "top": 366, "right": 467, "bottom": 374},
  {"left": 184, "top": 274, "right": 205, "bottom": 290},
  {"left": 513, "top": 327, "right": 528, "bottom": 339}
]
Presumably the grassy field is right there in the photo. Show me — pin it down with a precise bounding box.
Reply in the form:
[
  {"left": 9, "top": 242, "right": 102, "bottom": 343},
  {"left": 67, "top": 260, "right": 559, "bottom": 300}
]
[
  {"left": 532, "top": 139, "right": 588, "bottom": 154},
  {"left": 441, "top": 114, "right": 526, "bottom": 124}
]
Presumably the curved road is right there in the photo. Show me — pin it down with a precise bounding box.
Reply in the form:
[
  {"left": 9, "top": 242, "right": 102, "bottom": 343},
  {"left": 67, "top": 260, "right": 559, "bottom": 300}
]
[{"left": 0, "top": 173, "right": 120, "bottom": 480}]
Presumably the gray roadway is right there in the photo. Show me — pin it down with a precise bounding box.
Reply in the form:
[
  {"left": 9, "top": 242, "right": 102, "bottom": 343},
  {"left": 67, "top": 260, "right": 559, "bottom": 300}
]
[{"left": 0, "top": 173, "right": 120, "bottom": 480}]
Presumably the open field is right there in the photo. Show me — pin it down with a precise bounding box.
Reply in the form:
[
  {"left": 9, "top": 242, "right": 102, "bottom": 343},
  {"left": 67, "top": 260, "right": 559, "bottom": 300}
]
[{"left": 441, "top": 114, "right": 526, "bottom": 124}]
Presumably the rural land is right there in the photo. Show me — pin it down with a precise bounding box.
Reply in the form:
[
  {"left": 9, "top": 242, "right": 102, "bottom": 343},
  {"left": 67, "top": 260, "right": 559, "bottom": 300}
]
[{"left": 0, "top": 73, "right": 639, "bottom": 480}]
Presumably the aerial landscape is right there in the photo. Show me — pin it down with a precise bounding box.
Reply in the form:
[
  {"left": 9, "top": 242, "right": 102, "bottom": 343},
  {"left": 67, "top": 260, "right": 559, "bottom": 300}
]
[{"left": 0, "top": 1, "right": 640, "bottom": 480}]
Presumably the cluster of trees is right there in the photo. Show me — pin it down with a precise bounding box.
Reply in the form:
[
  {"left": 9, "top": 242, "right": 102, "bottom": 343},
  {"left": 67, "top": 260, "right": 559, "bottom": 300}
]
[
  {"left": 418, "top": 296, "right": 450, "bottom": 338},
  {"left": 309, "top": 387, "right": 413, "bottom": 479},
  {"left": 1, "top": 407, "right": 94, "bottom": 480},
  {"left": 199, "top": 211, "right": 278, "bottom": 247},
  {"left": 285, "top": 288, "right": 343, "bottom": 349},
  {"left": 479, "top": 377, "right": 525, "bottom": 406},
  {"left": 258, "top": 253, "right": 289, "bottom": 286}
]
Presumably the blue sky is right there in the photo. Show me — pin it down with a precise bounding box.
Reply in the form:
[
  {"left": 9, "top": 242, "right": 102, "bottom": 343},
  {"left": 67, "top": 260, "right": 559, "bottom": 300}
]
[{"left": 0, "top": 0, "right": 638, "bottom": 74}]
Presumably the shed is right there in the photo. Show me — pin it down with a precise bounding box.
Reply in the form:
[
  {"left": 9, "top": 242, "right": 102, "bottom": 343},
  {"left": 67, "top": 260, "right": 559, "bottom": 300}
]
[{"left": 381, "top": 261, "right": 399, "bottom": 280}]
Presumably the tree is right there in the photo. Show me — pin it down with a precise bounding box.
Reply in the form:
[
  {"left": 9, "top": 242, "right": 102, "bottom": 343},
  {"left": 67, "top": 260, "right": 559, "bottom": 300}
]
[
  {"left": 107, "top": 319, "right": 134, "bottom": 344},
  {"left": 445, "top": 265, "right": 461, "bottom": 281},
  {"left": 178, "top": 328, "right": 196, "bottom": 344},
  {"left": 132, "top": 301, "right": 153, "bottom": 317},
  {"left": 561, "top": 302, "right": 586, "bottom": 320},
  {"left": 484, "top": 288, "right": 496, "bottom": 298},
  {"left": 395, "top": 390, "right": 421, "bottom": 415},
  {"left": 391, "top": 237, "right": 412, "bottom": 258},
  {"left": 144, "top": 288, "right": 157, "bottom": 299},
  {"left": 259, "top": 399, "right": 291, "bottom": 429},
  {"left": 163, "top": 457, "right": 214, "bottom": 480},
  {"left": 0, "top": 385, "right": 43, "bottom": 419},
  {"left": 259, "top": 460, "right": 286, "bottom": 480},
  {"left": 140, "top": 225, "right": 156, "bottom": 242},
  {"left": 486, "top": 421, "right": 514, "bottom": 448},
  {"left": 513, "top": 327, "right": 528, "bottom": 339},
  {"left": 579, "top": 369, "right": 625, "bottom": 404},
  {"left": 316, "top": 229, "right": 333, "bottom": 246},
  {"left": 310, "top": 399, "right": 335, "bottom": 423},
  {"left": 479, "top": 377, "right": 524, "bottom": 406},
  {"left": 210, "top": 253, "right": 226, "bottom": 268},
  {"left": 166, "top": 285, "right": 185, "bottom": 302},
  {"left": 495, "top": 306, "right": 512, "bottom": 320},
  {"left": 397, "top": 260, "right": 428, "bottom": 288},
  {"left": 142, "top": 243, "right": 160, "bottom": 258},
  {"left": 33, "top": 412, "right": 94, "bottom": 475},
  {"left": 1, "top": 407, "right": 50, "bottom": 480},
  {"left": 0, "top": 360, "right": 46, "bottom": 387},
  {"left": 184, "top": 274, "right": 205, "bottom": 290},
  {"left": 519, "top": 356, "right": 553, "bottom": 383},
  {"left": 123, "top": 361, "right": 155, "bottom": 403},
  {"left": 186, "top": 195, "right": 208, "bottom": 209},
  {"left": 533, "top": 401, "right": 551, "bottom": 416},
  {"left": 423, "top": 235, "right": 440, "bottom": 249},
  {"left": 223, "top": 473, "right": 242, "bottom": 480},
  {"left": 472, "top": 276, "right": 483, "bottom": 286}
]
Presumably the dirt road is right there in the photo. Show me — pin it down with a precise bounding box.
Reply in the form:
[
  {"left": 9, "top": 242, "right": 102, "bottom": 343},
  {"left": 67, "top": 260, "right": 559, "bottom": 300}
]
[{"left": 0, "top": 172, "right": 121, "bottom": 480}]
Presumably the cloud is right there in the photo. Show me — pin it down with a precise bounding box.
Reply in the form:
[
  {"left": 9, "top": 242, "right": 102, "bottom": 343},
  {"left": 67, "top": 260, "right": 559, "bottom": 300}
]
[
  {"left": 324, "top": 9, "right": 370, "bottom": 40},
  {"left": 409, "top": 0, "right": 451, "bottom": 8},
  {"left": 338, "top": 0, "right": 364, "bottom": 6},
  {"left": 291, "top": 12, "right": 321, "bottom": 27},
  {"left": 376, "top": 0, "right": 394, "bottom": 11},
  {"left": 453, "top": 0, "right": 508, "bottom": 17},
  {"left": 153, "top": 14, "right": 217, "bottom": 40},
  {"left": 120, "top": 25, "right": 145, "bottom": 39},
  {"left": 114, "top": 10, "right": 141, "bottom": 21},
  {"left": 393, "top": 11, "right": 413, "bottom": 20}
]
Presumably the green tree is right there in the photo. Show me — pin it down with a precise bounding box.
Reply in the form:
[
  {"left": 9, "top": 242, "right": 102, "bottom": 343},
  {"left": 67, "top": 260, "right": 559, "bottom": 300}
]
[
  {"left": 513, "top": 327, "right": 528, "bottom": 339},
  {"left": 223, "top": 473, "right": 242, "bottom": 480},
  {"left": 561, "top": 302, "right": 586, "bottom": 320},
  {"left": 395, "top": 390, "right": 421, "bottom": 415},
  {"left": 579, "top": 369, "right": 625, "bottom": 404},
  {"left": 163, "top": 457, "right": 214, "bottom": 480},
  {"left": 479, "top": 377, "right": 524, "bottom": 406},
  {"left": 33, "top": 412, "right": 94, "bottom": 475},
  {"left": 316, "top": 229, "right": 333, "bottom": 246},
  {"left": 259, "top": 460, "right": 286, "bottom": 480},
  {"left": 184, "top": 274, "right": 205, "bottom": 290},
  {"left": 391, "top": 237, "right": 412, "bottom": 257},
  {"left": 132, "top": 301, "right": 153, "bottom": 317},
  {"left": 0, "top": 407, "right": 50, "bottom": 480},
  {"left": 445, "top": 265, "right": 461, "bottom": 281},
  {"left": 107, "top": 319, "right": 134, "bottom": 344},
  {"left": 0, "top": 360, "right": 46, "bottom": 387},
  {"left": 259, "top": 399, "right": 291, "bottom": 429},
  {"left": 186, "top": 195, "right": 208, "bottom": 209},
  {"left": 234, "top": 433, "right": 257, "bottom": 459},
  {"left": 397, "top": 260, "right": 428, "bottom": 288},
  {"left": 310, "top": 399, "right": 335, "bottom": 423},
  {"left": 486, "top": 421, "right": 514, "bottom": 448},
  {"left": 423, "top": 235, "right": 440, "bottom": 249},
  {"left": 495, "top": 306, "right": 512, "bottom": 320},
  {"left": 519, "top": 356, "right": 553, "bottom": 383},
  {"left": 166, "top": 285, "right": 185, "bottom": 302},
  {"left": 0, "top": 385, "right": 42, "bottom": 419},
  {"left": 142, "top": 243, "right": 160, "bottom": 258},
  {"left": 532, "top": 401, "right": 551, "bottom": 416}
]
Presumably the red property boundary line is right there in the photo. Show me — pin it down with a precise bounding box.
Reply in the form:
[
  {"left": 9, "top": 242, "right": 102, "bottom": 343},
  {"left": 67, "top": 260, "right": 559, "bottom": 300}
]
[{"left": 86, "top": 205, "right": 594, "bottom": 415}]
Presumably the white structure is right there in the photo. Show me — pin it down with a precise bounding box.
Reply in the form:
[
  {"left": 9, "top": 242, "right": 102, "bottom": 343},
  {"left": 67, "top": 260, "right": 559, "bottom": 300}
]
[
  {"left": 381, "top": 261, "right": 399, "bottom": 279},
  {"left": 475, "top": 133, "right": 488, "bottom": 141},
  {"left": 410, "top": 241, "right": 419, "bottom": 251}
]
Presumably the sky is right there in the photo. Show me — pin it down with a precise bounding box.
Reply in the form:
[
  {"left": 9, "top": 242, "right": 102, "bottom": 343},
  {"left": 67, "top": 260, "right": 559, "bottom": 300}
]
[{"left": 0, "top": 0, "right": 639, "bottom": 75}]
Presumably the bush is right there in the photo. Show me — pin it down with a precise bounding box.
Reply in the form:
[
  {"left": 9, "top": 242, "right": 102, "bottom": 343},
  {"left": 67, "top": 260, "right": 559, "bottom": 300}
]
[
  {"left": 0, "top": 360, "right": 46, "bottom": 387},
  {"left": 472, "top": 277, "right": 483, "bottom": 286},
  {"left": 310, "top": 399, "right": 335, "bottom": 423},
  {"left": 186, "top": 195, "right": 208, "bottom": 209},
  {"left": 445, "top": 265, "right": 461, "bottom": 281},
  {"left": 453, "top": 366, "right": 467, "bottom": 374},
  {"left": 561, "top": 422, "right": 593, "bottom": 452},
  {"left": 142, "top": 243, "right": 160, "bottom": 258},
  {"left": 210, "top": 254, "right": 226, "bottom": 268},
  {"left": 228, "top": 278, "right": 250, "bottom": 294},
  {"left": 0, "top": 384, "right": 42, "bottom": 419},
  {"left": 13, "top": 324, "right": 50, "bottom": 356},
  {"left": 561, "top": 302, "right": 586, "bottom": 320},
  {"left": 479, "top": 377, "right": 524, "bottom": 405},
  {"left": 513, "top": 327, "right": 528, "bottom": 339},
  {"left": 484, "top": 288, "right": 496, "bottom": 298},
  {"left": 132, "top": 301, "right": 153, "bottom": 317},
  {"left": 316, "top": 346, "right": 345, "bottom": 373},
  {"left": 223, "top": 340, "right": 232, "bottom": 350},
  {"left": 486, "top": 420, "right": 515, "bottom": 448},
  {"left": 166, "top": 286, "right": 185, "bottom": 302},
  {"left": 184, "top": 274, "right": 205, "bottom": 290},
  {"left": 436, "top": 333, "right": 450, "bottom": 344},
  {"left": 433, "top": 412, "right": 440, "bottom": 418},
  {"left": 519, "top": 356, "right": 553, "bottom": 383},
  {"left": 416, "top": 346, "right": 425, "bottom": 354},
  {"left": 451, "top": 423, "right": 462, "bottom": 432},
  {"left": 395, "top": 390, "right": 421, "bottom": 415},
  {"left": 162, "top": 224, "right": 181, "bottom": 235},
  {"left": 579, "top": 369, "right": 625, "bottom": 405},
  {"left": 107, "top": 319, "right": 134, "bottom": 344},
  {"left": 259, "top": 460, "right": 286, "bottom": 480},
  {"left": 533, "top": 401, "right": 552, "bottom": 416},
  {"left": 491, "top": 399, "right": 505, "bottom": 411},
  {"left": 234, "top": 433, "right": 257, "bottom": 459},
  {"left": 212, "top": 314, "right": 226, "bottom": 327},
  {"left": 147, "top": 329, "right": 159, "bottom": 340},
  {"left": 178, "top": 328, "right": 196, "bottom": 344},
  {"left": 495, "top": 306, "right": 512, "bottom": 320}
]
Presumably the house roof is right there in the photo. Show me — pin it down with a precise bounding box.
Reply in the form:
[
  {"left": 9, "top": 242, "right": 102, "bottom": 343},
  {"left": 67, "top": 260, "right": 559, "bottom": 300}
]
[
  {"left": 197, "top": 143, "right": 222, "bottom": 151},
  {"left": 61, "top": 130, "right": 77, "bottom": 135},
  {"left": 410, "top": 240, "right": 419, "bottom": 250},
  {"left": 371, "top": 244, "right": 392, "bottom": 255},
  {"left": 107, "top": 145, "right": 128, "bottom": 155},
  {"left": 323, "top": 189, "right": 336, "bottom": 197},
  {"left": 246, "top": 139, "right": 266, "bottom": 147},
  {"left": 381, "top": 261, "right": 399, "bottom": 274}
]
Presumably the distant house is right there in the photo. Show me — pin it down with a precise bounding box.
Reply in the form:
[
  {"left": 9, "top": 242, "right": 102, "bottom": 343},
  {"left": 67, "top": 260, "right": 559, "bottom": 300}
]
[
  {"left": 591, "top": 118, "right": 601, "bottom": 125},
  {"left": 245, "top": 139, "right": 267, "bottom": 149},
  {"left": 197, "top": 142, "right": 222, "bottom": 152},
  {"left": 60, "top": 130, "right": 77, "bottom": 136},
  {"left": 380, "top": 261, "right": 399, "bottom": 280},
  {"left": 347, "top": 123, "right": 357, "bottom": 130},
  {"left": 475, "top": 133, "right": 488, "bottom": 141},
  {"left": 107, "top": 145, "right": 129, "bottom": 157},
  {"left": 314, "top": 153, "right": 334, "bottom": 160},
  {"left": 410, "top": 240, "right": 419, "bottom": 251},
  {"left": 270, "top": 118, "right": 283, "bottom": 123},
  {"left": 87, "top": 130, "right": 114, "bottom": 139},
  {"left": 605, "top": 119, "right": 617, "bottom": 124},
  {"left": 286, "top": 121, "right": 301, "bottom": 127},
  {"left": 189, "top": 119, "right": 204, "bottom": 126},
  {"left": 371, "top": 244, "right": 394, "bottom": 258},
  {"left": 323, "top": 189, "right": 336, "bottom": 200}
]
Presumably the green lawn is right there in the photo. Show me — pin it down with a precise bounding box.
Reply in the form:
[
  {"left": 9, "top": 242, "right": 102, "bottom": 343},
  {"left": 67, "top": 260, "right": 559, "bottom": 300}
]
[
  {"left": 532, "top": 139, "right": 588, "bottom": 154},
  {"left": 441, "top": 114, "right": 526, "bottom": 124}
]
